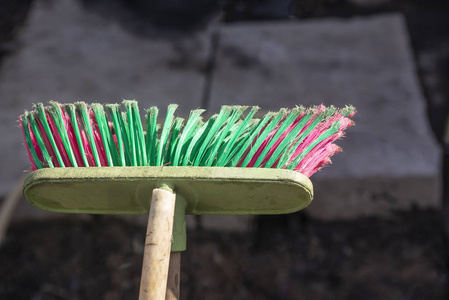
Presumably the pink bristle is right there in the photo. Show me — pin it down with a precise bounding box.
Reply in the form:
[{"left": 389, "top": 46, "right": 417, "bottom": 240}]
[
  {"left": 77, "top": 117, "right": 95, "bottom": 167},
  {"left": 259, "top": 137, "right": 282, "bottom": 167},
  {"left": 236, "top": 118, "right": 274, "bottom": 167},
  {"left": 95, "top": 131, "right": 108, "bottom": 166},
  {"left": 337, "top": 115, "right": 355, "bottom": 131},
  {"left": 296, "top": 144, "right": 341, "bottom": 177},
  {"left": 302, "top": 130, "right": 342, "bottom": 165},
  {"left": 286, "top": 106, "right": 327, "bottom": 160},
  {"left": 108, "top": 121, "right": 121, "bottom": 158},
  {"left": 288, "top": 110, "right": 350, "bottom": 170},
  {"left": 288, "top": 122, "right": 327, "bottom": 166},
  {"left": 246, "top": 111, "right": 293, "bottom": 167},
  {"left": 112, "top": 133, "right": 118, "bottom": 149},
  {"left": 262, "top": 111, "right": 308, "bottom": 168},
  {"left": 295, "top": 118, "right": 338, "bottom": 157},
  {"left": 28, "top": 121, "right": 45, "bottom": 168},
  {"left": 60, "top": 106, "right": 82, "bottom": 166},
  {"left": 247, "top": 109, "right": 318, "bottom": 169},
  {"left": 347, "top": 110, "right": 356, "bottom": 118},
  {"left": 300, "top": 105, "right": 325, "bottom": 134},
  {"left": 35, "top": 115, "right": 60, "bottom": 167},
  {"left": 237, "top": 127, "right": 268, "bottom": 168},
  {"left": 293, "top": 112, "right": 354, "bottom": 176},
  {"left": 46, "top": 110, "right": 72, "bottom": 167},
  {"left": 246, "top": 129, "right": 276, "bottom": 167},
  {"left": 19, "top": 116, "right": 38, "bottom": 171},
  {"left": 64, "top": 110, "right": 85, "bottom": 166},
  {"left": 236, "top": 148, "right": 250, "bottom": 167},
  {"left": 90, "top": 110, "right": 108, "bottom": 166},
  {"left": 235, "top": 105, "right": 354, "bottom": 176},
  {"left": 300, "top": 156, "right": 331, "bottom": 177},
  {"left": 259, "top": 112, "right": 305, "bottom": 168}
]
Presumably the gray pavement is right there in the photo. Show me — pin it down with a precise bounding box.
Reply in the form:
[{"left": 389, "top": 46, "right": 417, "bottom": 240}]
[
  {"left": 0, "top": 0, "right": 209, "bottom": 195},
  {"left": 209, "top": 14, "right": 442, "bottom": 219},
  {"left": 0, "top": 0, "right": 442, "bottom": 224}
]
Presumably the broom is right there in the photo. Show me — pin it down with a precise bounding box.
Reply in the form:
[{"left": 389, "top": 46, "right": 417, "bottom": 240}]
[{"left": 18, "top": 100, "right": 355, "bottom": 299}]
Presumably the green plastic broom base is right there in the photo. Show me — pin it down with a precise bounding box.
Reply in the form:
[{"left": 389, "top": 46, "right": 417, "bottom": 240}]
[{"left": 23, "top": 166, "right": 313, "bottom": 251}]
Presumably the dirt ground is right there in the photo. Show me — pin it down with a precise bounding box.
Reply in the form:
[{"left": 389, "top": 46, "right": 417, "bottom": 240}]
[{"left": 0, "top": 209, "right": 447, "bottom": 300}]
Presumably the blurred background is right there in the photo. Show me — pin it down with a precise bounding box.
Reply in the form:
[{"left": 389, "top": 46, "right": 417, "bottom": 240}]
[{"left": 0, "top": 0, "right": 448, "bottom": 299}]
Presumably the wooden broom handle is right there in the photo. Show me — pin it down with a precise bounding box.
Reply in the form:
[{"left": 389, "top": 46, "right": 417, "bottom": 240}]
[
  {"left": 139, "top": 188, "right": 176, "bottom": 300},
  {"left": 165, "top": 252, "right": 181, "bottom": 300}
]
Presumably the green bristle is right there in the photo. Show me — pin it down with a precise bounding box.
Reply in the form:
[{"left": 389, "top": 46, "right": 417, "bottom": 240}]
[
  {"left": 172, "top": 109, "right": 205, "bottom": 166},
  {"left": 204, "top": 106, "right": 247, "bottom": 167},
  {"left": 125, "top": 101, "right": 147, "bottom": 166},
  {"left": 133, "top": 102, "right": 148, "bottom": 166},
  {"left": 188, "top": 116, "right": 217, "bottom": 165},
  {"left": 145, "top": 107, "right": 159, "bottom": 166},
  {"left": 264, "top": 107, "right": 309, "bottom": 168},
  {"left": 205, "top": 108, "right": 244, "bottom": 151},
  {"left": 106, "top": 104, "right": 126, "bottom": 166},
  {"left": 279, "top": 107, "right": 328, "bottom": 169},
  {"left": 325, "top": 105, "right": 337, "bottom": 117},
  {"left": 221, "top": 121, "right": 242, "bottom": 143},
  {"left": 224, "top": 118, "right": 259, "bottom": 166},
  {"left": 159, "top": 115, "right": 181, "bottom": 166},
  {"left": 193, "top": 106, "right": 232, "bottom": 166},
  {"left": 123, "top": 101, "right": 138, "bottom": 166},
  {"left": 48, "top": 101, "right": 78, "bottom": 167},
  {"left": 340, "top": 105, "right": 355, "bottom": 116},
  {"left": 201, "top": 131, "right": 223, "bottom": 166},
  {"left": 21, "top": 111, "right": 43, "bottom": 169},
  {"left": 252, "top": 107, "right": 303, "bottom": 168},
  {"left": 239, "top": 109, "right": 287, "bottom": 168},
  {"left": 91, "top": 103, "right": 114, "bottom": 166},
  {"left": 157, "top": 104, "right": 178, "bottom": 166},
  {"left": 275, "top": 108, "right": 316, "bottom": 168},
  {"left": 27, "top": 111, "right": 54, "bottom": 168},
  {"left": 22, "top": 102, "right": 354, "bottom": 173},
  {"left": 190, "top": 117, "right": 217, "bottom": 164},
  {"left": 277, "top": 140, "right": 295, "bottom": 169},
  {"left": 182, "top": 119, "right": 204, "bottom": 164},
  {"left": 35, "top": 103, "right": 65, "bottom": 167},
  {"left": 75, "top": 102, "right": 102, "bottom": 166},
  {"left": 182, "top": 116, "right": 214, "bottom": 166},
  {"left": 287, "top": 120, "right": 341, "bottom": 170},
  {"left": 216, "top": 106, "right": 259, "bottom": 167},
  {"left": 64, "top": 104, "right": 89, "bottom": 167},
  {"left": 118, "top": 111, "right": 132, "bottom": 166},
  {"left": 154, "top": 124, "right": 161, "bottom": 161},
  {"left": 167, "top": 117, "right": 184, "bottom": 164},
  {"left": 228, "top": 113, "right": 274, "bottom": 167},
  {"left": 216, "top": 120, "right": 242, "bottom": 154}
]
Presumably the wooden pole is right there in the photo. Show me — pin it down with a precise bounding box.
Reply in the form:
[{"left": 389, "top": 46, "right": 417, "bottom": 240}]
[
  {"left": 165, "top": 252, "right": 181, "bottom": 300},
  {"left": 139, "top": 188, "right": 176, "bottom": 300}
]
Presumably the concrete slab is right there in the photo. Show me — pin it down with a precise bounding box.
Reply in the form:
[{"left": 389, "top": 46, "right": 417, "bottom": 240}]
[
  {"left": 0, "top": 0, "right": 210, "bottom": 195},
  {"left": 2, "top": 8, "right": 442, "bottom": 224},
  {"left": 209, "top": 14, "right": 442, "bottom": 219}
]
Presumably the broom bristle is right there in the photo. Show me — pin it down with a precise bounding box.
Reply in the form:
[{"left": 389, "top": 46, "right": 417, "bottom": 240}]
[{"left": 18, "top": 101, "right": 356, "bottom": 178}]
